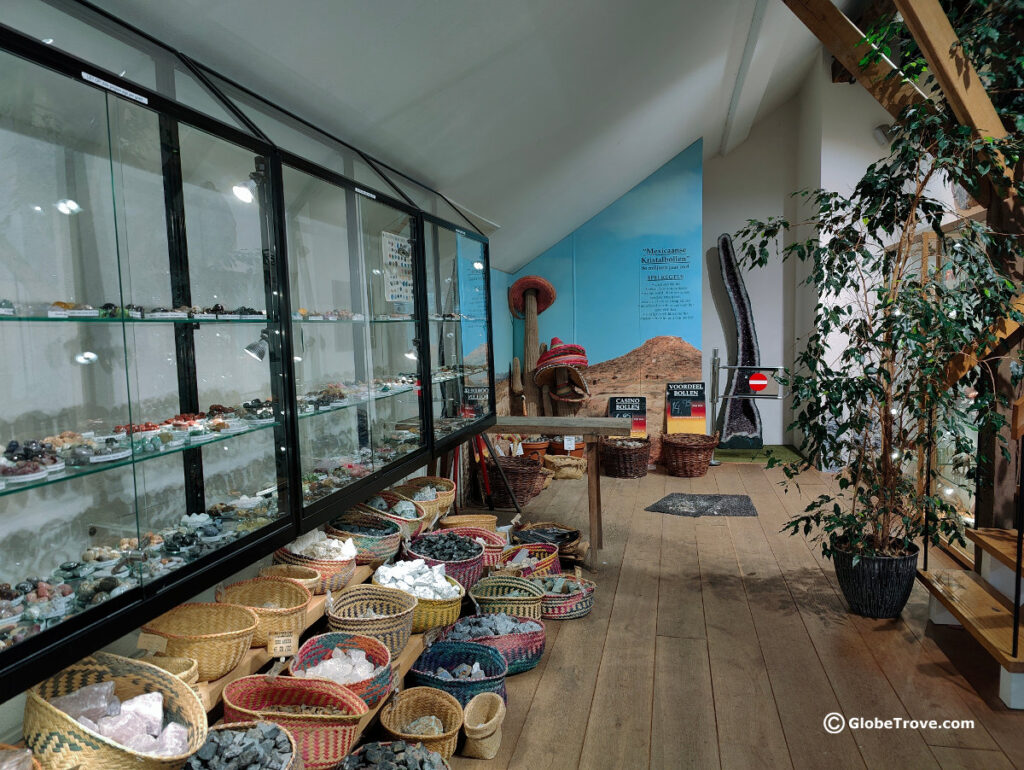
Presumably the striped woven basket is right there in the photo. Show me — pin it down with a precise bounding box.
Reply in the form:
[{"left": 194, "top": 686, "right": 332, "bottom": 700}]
[
  {"left": 372, "top": 573, "right": 465, "bottom": 633},
  {"left": 259, "top": 564, "right": 322, "bottom": 595},
  {"left": 497, "top": 543, "right": 561, "bottom": 577},
  {"left": 438, "top": 513, "right": 497, "bottom": 532},
  {"left": 360, "top": 491, "right": 429, "bottom": 539},
  {"left": 469, "top": 576, "right": 544, "bottom": 620},
  {"left": 394, "top": 476, "right": 456, "bottom": 516},
  {"left": 438, "top": 614, "right": 546, "bottom": 675},
  {"left": 325, "top": 584, "right": 417, "bottom": 657},
  {"left": 405, "top": 534, "right": 485, "bottom": 591},
  {"left": 326, "top": 509, "right": 402, "bottom": 565},
  {"left": 205, "top": 722, "right": 299, "bottom": 770},
  {"left": 348, "top": 743, "right": 451, "bottom": 769},
  {"left": 146, "top": 656, "right": 199, "bottom": 687},
  {"left": 442, "top": 526, "right": 507, "bottom": 567},
  {"left": 140, "top": 603, "right": 258, "bottom": 682},
  {"left": 223, "top": 675, "right": 367, "bottom": 770},
  {"left": 408, "top": 641, "right": 508, "bottom": 705},
  {"left": 24, "top": 652, "right": 207, "bottom": 770},
  {"left": 273, "top": 547, "right": 356, "bottom": 593},
  {"left": 290, "top": 632, "right": 393, "bottom": 709},
  {"left": 0, "top": 745, "right": 39, "bottom": 770},
  {"left": 216, "top": 577, "right": 312, "bottom": 648},
  {"left": 536, "top": 578, "right": 597, "bottom": 619},
  {"left": 380, "top": 686, "right": 463, "bottom": 760}
]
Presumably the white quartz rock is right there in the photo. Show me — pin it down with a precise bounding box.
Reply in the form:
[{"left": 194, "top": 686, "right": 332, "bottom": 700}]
[
  {"left": 374, "top": 560, "right": 460, "bottom": 600},
  {"left": 288, "top": 530, "right": 356, "bottom": 560}
]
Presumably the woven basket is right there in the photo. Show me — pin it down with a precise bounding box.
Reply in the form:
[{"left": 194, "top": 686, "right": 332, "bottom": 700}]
[
  {"left": 223, "top": 675, "right": 367, "bottom": 770},
  {"left": 393, "top": 476, "right": 457, "bottom": 518},
  {"left": 373, "top": 573, "right": 465, "bottom": 633},
  {"left": 325, "top": 509, "right": 402, "bottom": 565},
  {"left": 442, "top": 526, "right": 506, "bottom": 567},
  {"left": 146, "top": 656, "right": 199, "bottom": 687},
  {"left": 486, "top": 457, "right": 543, "bottom": 508},
  {"left": 497, "top": 544, "right": 561, "bottom": 578},
  {"left": 140, "top": 603, "right": 258, "bottom": 682},
  {"left": 206, "top": 722, "right": 299, "bottom": 770},
  {"left": 290, "top": 632, "right": 392, "bottom": 709},
  {"left": 0, "top": 744, "right": 40, "bottom": 770},
  {"left": 348, "top": 743, "right": 451, "bottom": 769},
  {"left": 661, "top": 432, "right": 719, "bottom": 477},
  {"left": 543, "top": 454, "right": 586, "bottom": 479},
  {"left": 260, "top": 564, "right": 322, "bottom": 595},
  {"left": 273, "top": 547, "right": 356, "bottom": 593},
  {"left": 325, "top": 584, "right": 417, "bottom": 657},
  {"left": 379, "top": 686, "right": 463, "bottom": 760},
  {"left": 438, "top": 513, "right": 497, "bottom": 532},
  {"left": 469, "top": 576, "right": 544, "bottom": 619},
  {"left": 360, "top": 491, "right": 429, "bottom": 539},
  {"left": 536, "top": 578, "right": 597, "bottom": 619},
  {"left": 216, "top": 577, "right": 311, "bottom": 649},
  {"left": 601, "top": 437, "right": 651, "bottom": 478},
  {"left": 405, "top": 534, "right": 485, "bottom": 591},
  {"left": 408, "top": 641, "right": 508, "bottom": 705},
  {"left": 512, "top": 520, "right": 583, "bottom": 561},
  {"left": 438, "top": 614, "right": 545, "bottom": 675},
  {"left": 24, "top": 652, "right": 207, "bottom": 770},
  {"left": 462, "top": 693, "right": 506, "bottom": 760}
]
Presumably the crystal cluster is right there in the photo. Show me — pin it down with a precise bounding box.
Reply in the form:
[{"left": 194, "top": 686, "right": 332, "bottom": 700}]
[
  {"left": 374, "top": 560, "right": 461, "bottom": 600},
  {"left": 366, "top": 496, "right": 418, "bottom": 519},
  {"left": 340, "top": 741, "right": 448, "bottom": 770},
  {"left": 444, "top": 613, "right": 541, "bottom": 641},
  {"left": 411, "top": 485, "right": 437, "bottom": 502},
  {"left": 293, "top": 647, "right": 380, "bottom": 685},
  {"left": 288, "top": 531, "right": 356, "bottom": 561},
  {"left": 411, "top": 532, "right": 482, "bottom": 562},
  {"left": 187, "top": 722, "right": 292, "bottom": 770},
  {"left": 50, "top": 682, "right": 189, "bottom": 756},
  {"left": 0, "top": 747, "right": 34, "bottom": 770},
  {"left": 433, "top": 661, "right": 486, "bottom": 681}
]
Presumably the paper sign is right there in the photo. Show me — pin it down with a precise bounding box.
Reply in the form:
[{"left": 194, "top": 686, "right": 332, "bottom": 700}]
[
  {"left": 137, "top": 632, "right": 168, "bottom": 654},
  {"left": 267, "top": 630, "right": 298, "bottom": 657},
  {"left": 563, "top": 436, "right": 576, "bottom": 451},
  {"left": 513, "top": 442, "right": 524, "bottom": 456}
]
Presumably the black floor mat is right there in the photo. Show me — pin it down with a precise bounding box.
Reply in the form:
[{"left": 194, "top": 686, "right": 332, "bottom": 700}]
[{"left": 645, "top": 492, "right": 758, "bottom": 518}]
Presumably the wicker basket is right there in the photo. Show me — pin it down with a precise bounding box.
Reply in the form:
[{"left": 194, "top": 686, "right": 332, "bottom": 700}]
[
  {"left": 325, "top": 584, "right": 417, "bottom": 657},
  {"left": 438, "top": 513, "right": 497, "bottom": 532},
  {"left": 497, "top": 544, "right": 561, "bottom": 578},
  {"left": 486, "top": 457, "right": 543, "bottom": 508},
  {"left": 601, "top": 437, "right": 651, "bottom": 478},
  {"left": 408, "top": 641, "right": 508, "bottom": 705},
  {"left": 0, "top": 744, "right": 40, "bottom": 770},
  {"left": 442, "top": 526, "right": 506, "bottom": 567},
  {"left": 543, "top": 454, "right": 586, "bottom": 479},
  {"left": 290, "top": 632, "right": 393, "bottom": 709},
  {"left": 536, "top": 578, "right": 597, "bottom": 619},
  {"left": 462, "top": 692, "right": 506, "bottom": 760},
  {"left": 512, "top": 520, "right": 583, "bottom": 561},
  {"left": 438, "top": 614, "right": 545, "bottom": 675},
  {"left": 260, "top": 564, "right": 322, "bottom": 595},
  {"left": 379, "top": 686, "right": 463, "bottom": 760},
  {"left": 140, "top": 603, "right": 258, "bottom": 682},
  {"left": 223, "top": 675, "right": 367, "bottom": 770},
  {"left": 24, "top": 652, "right": 207, "bottom": 770},
  {"left": 405, "top": 533, "right": 485, "bottom": 591},
  {"left": 325, "top": 509, "right": 402, "bottom": 565},
  {"left": 469, "top": 576, "right": 544, "bottom": 619},
  {"left": 205, "top": 722, "right": 299, "bottom": 770},
  {"left": 360, "top": 490, "right": 429, "bottom": 539},
  {"left": 146, "top": 656, "right": 199, "bottom": 687},
  {"left": 273, "top": 547, "right": 356, "bottom": 593},
  {"left": 373, "top": 573, "right": 465, "bottom": 633},
  {"left": 348, "top": 742, "right": 451, "bottom": 769},
  {"left": 393, "top": 476, "right": 457, "bottom": 517},
  {"left": 216, "top": 577, "right": 311, "bottom": 649},
  {"left": 661, "top": 432, "right": 719, "bottom": 477}
]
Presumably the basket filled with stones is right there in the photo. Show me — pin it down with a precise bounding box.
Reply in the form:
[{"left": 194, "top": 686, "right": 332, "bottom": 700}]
[
  {"left": 359, "top": 491, "right": 428, "bottom": 539},
  {"left": 469, "top": 576, "right": 544, "bottom": 620},
  {"left": 373, "top": 560, "right": 465, "bottom": 633},
  {"left": 290, "top": 631, "right": 393, "bottom": 709},
  {"left": 530, "top": 575, "right": 597, "bottom": 619},
  {"left": 438, "top": 613, "right": 545, "bottom": 675},
  {"left": 186, "top": 722, "right": 297, "bottom": 770},
  {"left": 326, "top": 509, "right": 402, "bottom": 565},
  {"left": 408, "top": 641, "right": 508, "bottom": 706},
  {"left": 379, "top": 686, "right": 463, "bottom": 760},
  {"left": 404, "top": 532, "right": 484, "bottom": 591},
  {"left": 495, "top": 543, "right": 560, "bottom": 578},
  {"left": 340, "top": 741, "right": 451, "bottom": 770}
]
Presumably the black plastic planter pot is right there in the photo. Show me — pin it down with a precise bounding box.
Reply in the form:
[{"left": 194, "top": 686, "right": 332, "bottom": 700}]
[{"left": 832, "top": 545, "right": 919, "bottom": 619}]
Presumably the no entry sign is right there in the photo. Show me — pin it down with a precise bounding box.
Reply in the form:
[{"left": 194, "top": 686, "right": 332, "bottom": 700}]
[{"left": 748, "top": 372, "right": 768, "bottom": 392}]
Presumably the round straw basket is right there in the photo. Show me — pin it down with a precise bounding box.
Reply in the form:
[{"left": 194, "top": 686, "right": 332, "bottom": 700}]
[
  {"left": 146, "top": 656, "right": 199, "bottom": 687},
  {"left": 660, "top": 432, "right": 719, "bottom": 478},
  {"left": 438, "top": 614, "right": 545, "bottom": 675},
  {"left": 290, "top": 631, "right": 393, "bottom": 709},
  {"left": 408, "top": 641, "right": 507, "bottom": 706},
  {"left": 216, "top": 577, "right": 311, "bottom": 648},
  {"left": 372, "top": 573, "right": 464, "bottom": 633},
  {"left": 259, "top": 564, "right": 322, "bottom": 595},
  {"left": 405, "top": 534, "right": 484, "bottom": 591},
  {"left": 326, "top": 584, "right": 417, "bottom": 657},
  {"left": 273, "top": 547, "right": 356, "bottom": 593},
  {"left": 496, "top": 544, "right": 560, "bottom": 578},
  {"left": 393, "top": 476, "right": 456, "bottom": 516},
  {"left": 438, "top": 513, "right": 497, "bottom": 532},
  {"left": 360, "top": 490, "right": 429, "bottom": 539},
  {"left": 326, "top": 509, "right": 402, "bottom": 565},
  {"left": 380, "top": 686, "right": 463, "bottom": 760},
  {"left": 469, "top": 576, "right": 544, "bottom": 620},
  {"left": 140, "top": 603, "right": 258, "bottom": 681},
  {"left": 204, "top": 722, "right": 299, "bottom": 770},
  {"left": 24, "top": 652, "right": 207, "bottom": 770}
]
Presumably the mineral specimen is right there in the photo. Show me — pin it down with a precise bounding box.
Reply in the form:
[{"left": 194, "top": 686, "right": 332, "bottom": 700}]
[
  {"left": 410, "top": 532, "right": 482, "bottom": 562},
  {"left": 374, "top": 560, "right": 461, "bottom": 600},
  {"left": 340, "top": 741, "right": 448, "bottom": 770},
  {"left": 444, "top": 613, "right": 542, "bottom": 641},
  {"left": 293, "top": 646, "right": 380, "bottom": 685},
  {"left": 186, "top": 722, "right": 292, "bottom": 770}
]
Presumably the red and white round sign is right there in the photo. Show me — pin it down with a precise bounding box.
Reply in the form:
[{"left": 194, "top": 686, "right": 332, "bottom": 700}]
[{"left": 748, "top": 372, "right": 768, "bottom": 392}]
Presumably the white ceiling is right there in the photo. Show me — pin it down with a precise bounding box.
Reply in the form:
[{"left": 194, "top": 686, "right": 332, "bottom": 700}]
[{"left": 89, "top": 0, "right": 854, "bottom": 271}]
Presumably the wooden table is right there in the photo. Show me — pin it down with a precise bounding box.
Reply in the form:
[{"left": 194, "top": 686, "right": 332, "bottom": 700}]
[{"left": 491, "top": 416, "right": 632, "bottom": 555}]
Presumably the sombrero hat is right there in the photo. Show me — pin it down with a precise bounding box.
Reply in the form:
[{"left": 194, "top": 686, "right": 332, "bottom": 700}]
[
  {"left": 534, "top": 362, "right": 591, "bottom": 394},
  {"left": 536, "top": 337, "right": 588, "bottom": 369},
  {"left": 508, "top": 276, "right": 556, "bottom": 319}
]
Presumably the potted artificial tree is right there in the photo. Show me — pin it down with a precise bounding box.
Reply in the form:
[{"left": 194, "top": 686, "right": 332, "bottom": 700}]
[{"left": 736, "top": 102, "right": 1022, "bottom": 618}]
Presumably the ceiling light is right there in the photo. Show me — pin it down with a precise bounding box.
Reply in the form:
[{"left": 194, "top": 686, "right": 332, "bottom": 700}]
[
  {"left": 56, "top": 199, "right": 81, "bottom": 215},
  {"left": 472, "top": 261, "right": 484, "bottom": 270},
  {"left": 404, "top": 347, "right": 418, "bottom": 361},
  {"left": 32, "top": 205, "right": 42, "bottom": 212},
  {"left": 244, "top": 329, "right": 271, "bottom": 361},
  {"left": 74, "top": 351, "right": 98, "bottom": 365},
  {"left": 232, "top": 179, "right": 257, "bottom": 204}
]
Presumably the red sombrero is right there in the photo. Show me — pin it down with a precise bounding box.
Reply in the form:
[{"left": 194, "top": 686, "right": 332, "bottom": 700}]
[
  {"left": 536, "top": 337, "right": 588, "bottom": 369},
  {"left": 508, "top": 276, "right": 556, "bottom": 319},
  {"left": 534, "top": 361, "right": 591, "bottom": 393}
]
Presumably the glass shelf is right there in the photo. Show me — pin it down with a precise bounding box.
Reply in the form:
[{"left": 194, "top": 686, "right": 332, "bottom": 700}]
[
  {"left": 296, "top": 387, "right": 417, "bottom": 420},
  {"left": 291, "top": 317, "right": 415, "bottom": 325},
  {"left": 0, "top": 315, "right": 268, "bottom": 324}
]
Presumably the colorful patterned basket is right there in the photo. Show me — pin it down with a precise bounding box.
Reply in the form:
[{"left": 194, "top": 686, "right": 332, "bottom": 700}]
[
  {"left": 140, "top": 603, "right": 258, "bottom": 682},
  {"left": 438, "top": 513, "right": 497, "bottom": 532},
  {"left": 346, "top": 742, "right": 451, "bottom": 769},
  {"left": 206, "top": 722, "right": 299, "bottom": 770},
  {"left": 440, "top": 526, "right": 507, "bottom": 567},
  {"left": 223, "top": 675, "right": 367, "bottom": 770},
  {"left": 393, "top": 476, "right": 457, "bottom": 517},
  {"left": 496, "top": 543, "right": 561, "bottom": 577},
  {"left": 404, "top": 533, "right": 485, "bottom": 591},
  {"left": 326, "top": 508, "right": 402, "bottom": 565},
  {"left": 360, "top": 490, "right": 429, "bottom": 539},
  {"left": 325, "top": 584, "right": 417, "bottom": 657},
  {"left": 24, "top": 652, "right": 207, "bottom": 770},
  {"left": 512, "top": 520, "right": 583, "bottom": 561},
  {"left": 372, "top": 572, "right": 465, "bottom": 633},
  {"left": 216, "top": 577, "right": 312, "bottom": 648},
  {"left": 290, "top": 632, "right": 393, "bottom": 709},
  {"left": 408, "top": 641, "right": 508, "bottom": 705},
  {"left": 379, "top": 686, "right": 463, "bottom": 760},
  {"left": 438, "top": 615, "right": 546, "bottom": 675},
  {"left": 259, "top": 564, "right": 322, "bottom": 595},
  {"left": 273, "top": 547, "right": 356, "bottom": 593},
  {"left": 469, "top": 576, "right": 544, "bottom": 620},
  {"left": 535, "top": 578, "right": 597, "bottom": 619}
]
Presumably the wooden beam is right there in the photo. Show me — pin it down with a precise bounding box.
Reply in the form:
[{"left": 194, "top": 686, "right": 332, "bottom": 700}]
[{"left": 942, "top": 294, "right": 1024, "bottom": 387}]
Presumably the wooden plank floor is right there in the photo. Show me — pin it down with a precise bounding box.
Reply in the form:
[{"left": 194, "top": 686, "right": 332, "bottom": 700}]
[{"left": 448, "top": 465, "right": 1024, "bottom": 770}]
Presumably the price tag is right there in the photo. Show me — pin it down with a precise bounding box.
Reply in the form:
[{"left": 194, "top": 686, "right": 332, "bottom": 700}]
[
  {"left": 513, "top": 442, "right": 524, "bottom": 456},
  {"left": 563, "top": 436, "right": 576, "bottom": 451},
  {"left": 137, "top": 632, "right": 168, "bottom": 654},
  {"left": 267, "top": 630, "right": 298, "bottom": 657}
]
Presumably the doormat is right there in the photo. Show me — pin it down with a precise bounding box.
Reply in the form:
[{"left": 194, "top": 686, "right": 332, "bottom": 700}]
[{"left": 645, "top": 493, "right": 758, "bottom": 518}]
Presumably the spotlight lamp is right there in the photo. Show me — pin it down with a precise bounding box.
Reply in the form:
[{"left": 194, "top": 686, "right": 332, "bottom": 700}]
[{"left": 245, "top": 329, "right": 271, "bottom": 361}]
